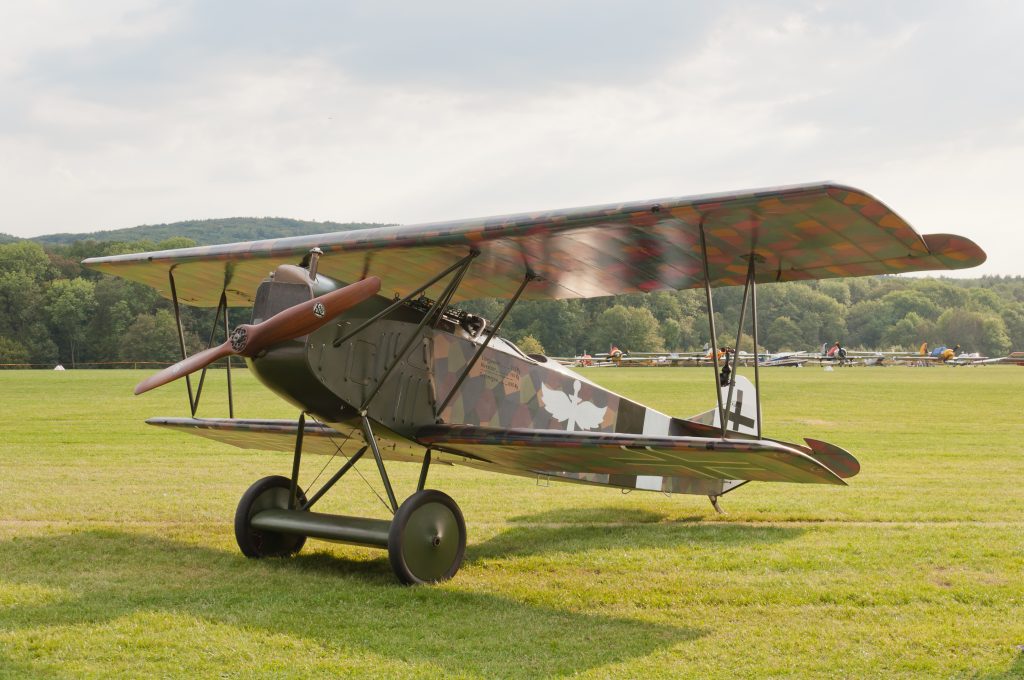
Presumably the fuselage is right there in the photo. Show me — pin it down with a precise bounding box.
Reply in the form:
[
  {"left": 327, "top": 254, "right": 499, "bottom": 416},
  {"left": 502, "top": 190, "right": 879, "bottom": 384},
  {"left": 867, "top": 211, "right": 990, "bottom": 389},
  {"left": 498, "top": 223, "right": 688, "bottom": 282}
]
[
  {"left": 246, "top": 269, "right": 701, "bottom": 452},
  {"left": 161, "top": 265, "right": 854, "bottom": 497}
]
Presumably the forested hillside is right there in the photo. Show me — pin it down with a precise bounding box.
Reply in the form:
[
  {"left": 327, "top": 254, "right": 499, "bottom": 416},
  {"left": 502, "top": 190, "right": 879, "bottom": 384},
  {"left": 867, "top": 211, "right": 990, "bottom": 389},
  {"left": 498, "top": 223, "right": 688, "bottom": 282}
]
[
  {"left": 0, "top": 224, "right": 1021, "bottom": 366},
  {"left": 30, "top": 217, "right": 388, "bottom": 247}
]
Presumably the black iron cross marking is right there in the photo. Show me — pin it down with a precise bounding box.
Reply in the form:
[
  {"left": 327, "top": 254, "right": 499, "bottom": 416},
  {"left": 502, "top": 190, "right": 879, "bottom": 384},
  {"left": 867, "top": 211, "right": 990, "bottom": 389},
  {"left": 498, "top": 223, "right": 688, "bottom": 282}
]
[{"left": 727, "top": 389, "right": 756, "bottom": 429}]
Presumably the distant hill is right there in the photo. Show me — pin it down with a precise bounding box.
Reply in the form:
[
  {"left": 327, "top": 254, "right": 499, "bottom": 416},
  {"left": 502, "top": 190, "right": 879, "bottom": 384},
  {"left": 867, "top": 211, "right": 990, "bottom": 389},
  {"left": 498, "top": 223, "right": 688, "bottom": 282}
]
[
  {"left": 0, "top": 232, "right": 19, "bottom": 244},
  {"left": 28, "top": 217, "right": 391, "bottom": 247}
]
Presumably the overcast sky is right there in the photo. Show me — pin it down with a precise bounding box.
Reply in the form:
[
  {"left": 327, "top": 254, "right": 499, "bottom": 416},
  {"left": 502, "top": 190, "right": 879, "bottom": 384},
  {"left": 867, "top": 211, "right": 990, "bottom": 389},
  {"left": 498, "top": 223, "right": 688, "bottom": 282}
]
[{"left": 1, "top": 1, "right": 1021, "bottom": 276}]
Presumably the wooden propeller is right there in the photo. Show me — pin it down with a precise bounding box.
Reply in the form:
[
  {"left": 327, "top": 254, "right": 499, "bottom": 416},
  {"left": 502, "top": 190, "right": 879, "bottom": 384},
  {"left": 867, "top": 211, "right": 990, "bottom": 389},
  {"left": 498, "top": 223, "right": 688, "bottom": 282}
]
[{"left": 135, "top": 276, "right": 381, "bottom": 395}]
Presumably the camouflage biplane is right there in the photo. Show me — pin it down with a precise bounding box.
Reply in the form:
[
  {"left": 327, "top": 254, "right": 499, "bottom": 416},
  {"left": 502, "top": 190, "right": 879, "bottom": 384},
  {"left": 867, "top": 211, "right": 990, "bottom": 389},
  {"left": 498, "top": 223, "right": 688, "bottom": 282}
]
[{"left": 83, "top": 182, "right": 986, "bottom": 584}]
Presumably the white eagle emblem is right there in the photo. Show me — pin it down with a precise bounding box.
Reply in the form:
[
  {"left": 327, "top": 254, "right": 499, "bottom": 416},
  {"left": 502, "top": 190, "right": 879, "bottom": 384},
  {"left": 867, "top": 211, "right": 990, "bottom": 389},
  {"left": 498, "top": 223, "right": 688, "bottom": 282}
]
[{"left": 540, "top": 380, "right": 607, "bottom": 431}]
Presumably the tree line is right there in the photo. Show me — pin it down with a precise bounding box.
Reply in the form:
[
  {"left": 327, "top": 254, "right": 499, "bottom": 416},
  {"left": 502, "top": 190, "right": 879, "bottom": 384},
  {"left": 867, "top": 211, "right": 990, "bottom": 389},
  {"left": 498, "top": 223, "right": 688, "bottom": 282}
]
[
  {"left": 1, "top": 237, "right": 1021, "bottom": 367},
  {"left": 463, "top": 274, "right": 1023, "bottom": 358}
]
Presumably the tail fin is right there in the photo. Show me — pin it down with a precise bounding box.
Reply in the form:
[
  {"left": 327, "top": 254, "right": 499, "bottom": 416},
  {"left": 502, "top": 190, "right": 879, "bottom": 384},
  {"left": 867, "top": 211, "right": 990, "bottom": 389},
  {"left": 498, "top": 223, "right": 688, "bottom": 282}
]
[
  {"left": 686, "top": 375, "right": 760, "bottom": 436},
  {"left": 919, "top": 342, "right": 928, "bottom": 356}
]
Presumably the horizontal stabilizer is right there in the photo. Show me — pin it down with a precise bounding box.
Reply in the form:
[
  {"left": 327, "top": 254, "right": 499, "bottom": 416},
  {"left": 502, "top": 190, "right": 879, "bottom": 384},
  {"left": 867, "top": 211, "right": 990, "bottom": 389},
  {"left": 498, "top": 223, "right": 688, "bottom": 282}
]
[{"left": 802, "top": 439, "right": 860, "bottom": 478}]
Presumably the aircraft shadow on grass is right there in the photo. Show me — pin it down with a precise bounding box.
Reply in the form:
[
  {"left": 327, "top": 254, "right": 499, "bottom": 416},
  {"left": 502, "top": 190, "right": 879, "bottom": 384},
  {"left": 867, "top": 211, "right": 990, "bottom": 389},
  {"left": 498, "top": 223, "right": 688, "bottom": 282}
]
[
  {"left": 473, "top": 506, "right": 803, "bottom": 560},
  {"left": 0, "top": 528, "right": 713, "bottom": 678}
]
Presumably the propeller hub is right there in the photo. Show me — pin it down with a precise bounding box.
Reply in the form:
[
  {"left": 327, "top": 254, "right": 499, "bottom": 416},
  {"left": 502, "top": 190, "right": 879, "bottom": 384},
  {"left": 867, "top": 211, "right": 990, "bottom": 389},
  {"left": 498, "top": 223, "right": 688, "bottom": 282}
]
[
  {"left": 230, "top": 327, "right": 248, "bottom": 352},
  {"left": 133, "top": 275, "right": 380, "bottom": 396}
]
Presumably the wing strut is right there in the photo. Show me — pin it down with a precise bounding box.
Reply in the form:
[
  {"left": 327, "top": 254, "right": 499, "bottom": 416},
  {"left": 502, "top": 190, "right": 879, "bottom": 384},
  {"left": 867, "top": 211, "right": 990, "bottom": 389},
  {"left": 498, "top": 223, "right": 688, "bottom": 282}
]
[
  {"left": 722, "top": 256, "right": 763, "bottom": 439},
  {"left": 749, "top": 258, "right": 763, "bottom": 439},
  {"left": 698, "top": 222, "right": 727, "bottom": 433},
  {"left": 722, "top": 261, "right": 752, "bottom": 437},
  {"left": 332, "top": 251, "right": 479, "bottom": 349},
  {"left": 168, "top": 269, "right": 196, "bottom": 412},
  {"left": 168, "top": 270, "right": 235, "bottom": 417},
  {"left": 699, "top": 219, "right": 766, "bottom": 440},
  {"left": 192, "top": 290, "right": 235, "bottom": 417},
  {"left": 357, "top": 252, "right": 477, "bottom": 413},
  {"left": 435, "top": 271, "right": 538, "bottom": 418}
]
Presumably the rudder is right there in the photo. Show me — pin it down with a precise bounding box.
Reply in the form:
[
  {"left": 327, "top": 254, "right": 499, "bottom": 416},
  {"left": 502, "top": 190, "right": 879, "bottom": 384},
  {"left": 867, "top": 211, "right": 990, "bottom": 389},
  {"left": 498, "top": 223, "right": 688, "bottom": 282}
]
[{"left": 685, "top": 375, "right": 760, "bottom": 436}]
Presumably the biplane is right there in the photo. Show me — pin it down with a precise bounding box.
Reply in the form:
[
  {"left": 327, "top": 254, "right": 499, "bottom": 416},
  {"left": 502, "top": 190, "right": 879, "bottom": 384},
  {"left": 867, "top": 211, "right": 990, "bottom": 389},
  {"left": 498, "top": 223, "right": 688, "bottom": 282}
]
[{"left": 82, "top": 182, "right": 986, "bottom": 584}]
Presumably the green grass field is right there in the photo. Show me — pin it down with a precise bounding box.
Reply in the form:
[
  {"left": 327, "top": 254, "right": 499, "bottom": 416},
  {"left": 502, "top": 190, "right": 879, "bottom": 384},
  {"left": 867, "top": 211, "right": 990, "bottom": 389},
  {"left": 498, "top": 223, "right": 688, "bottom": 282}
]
[{"left": 1, "top": 366, "right": 1022, "bottom": 678}]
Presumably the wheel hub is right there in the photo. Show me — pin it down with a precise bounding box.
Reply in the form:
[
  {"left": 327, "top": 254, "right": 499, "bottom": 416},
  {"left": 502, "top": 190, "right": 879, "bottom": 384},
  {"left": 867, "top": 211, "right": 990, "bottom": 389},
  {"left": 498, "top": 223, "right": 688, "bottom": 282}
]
[{"left": 388, "top": 490, "right": 466, "bottom": 585}]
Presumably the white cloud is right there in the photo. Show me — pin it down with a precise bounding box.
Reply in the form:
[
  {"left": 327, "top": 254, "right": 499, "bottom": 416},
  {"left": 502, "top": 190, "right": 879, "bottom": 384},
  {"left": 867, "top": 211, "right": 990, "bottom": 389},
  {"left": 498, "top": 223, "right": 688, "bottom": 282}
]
[
  {"left": 0, "top": 1, "right": 1021, "bottom": 276},
  {"left": 0, "top": 1, "right": 180, "bottom": 78}
]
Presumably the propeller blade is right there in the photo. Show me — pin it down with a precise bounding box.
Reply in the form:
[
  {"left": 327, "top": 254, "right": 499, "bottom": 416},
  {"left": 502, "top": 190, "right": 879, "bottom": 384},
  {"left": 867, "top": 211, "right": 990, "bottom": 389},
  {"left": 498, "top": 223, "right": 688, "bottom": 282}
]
[
  {"left": 134, "top": 342, "right": 233, "bottom": 395},
  {"left": 134, "top": 276, "right": 381, "bottom": 396},
  {"left": 241, "top": 276, "right": 381, "bottom": 354}
]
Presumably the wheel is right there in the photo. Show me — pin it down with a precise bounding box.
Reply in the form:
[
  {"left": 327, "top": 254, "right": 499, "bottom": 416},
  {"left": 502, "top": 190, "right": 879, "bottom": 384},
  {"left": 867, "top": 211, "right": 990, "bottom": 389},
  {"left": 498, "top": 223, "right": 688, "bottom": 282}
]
[
  {"left": 388, "top": 489, "right": 466, "bottom": 585},
  {"left": 234, "top": 475, "right": 308, "bottom": 558}
]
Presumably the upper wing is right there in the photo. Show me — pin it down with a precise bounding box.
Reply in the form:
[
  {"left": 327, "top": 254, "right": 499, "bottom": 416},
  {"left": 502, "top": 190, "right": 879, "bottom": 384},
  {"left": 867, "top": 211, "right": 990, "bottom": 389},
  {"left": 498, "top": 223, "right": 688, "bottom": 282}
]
[
  {"left": 82, "top": 182, "right": 986, "bottom": 307},
  {"left": 417, "top": 424, "right": 847, "bottom": 485}
]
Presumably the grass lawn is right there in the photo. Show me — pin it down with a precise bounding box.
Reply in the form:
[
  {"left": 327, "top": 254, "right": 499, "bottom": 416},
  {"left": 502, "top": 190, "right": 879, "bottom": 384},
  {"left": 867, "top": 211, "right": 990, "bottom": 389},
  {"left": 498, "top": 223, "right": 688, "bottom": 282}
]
[{"left": 1, "top": 365, "right": 1022, "bottom": 678}]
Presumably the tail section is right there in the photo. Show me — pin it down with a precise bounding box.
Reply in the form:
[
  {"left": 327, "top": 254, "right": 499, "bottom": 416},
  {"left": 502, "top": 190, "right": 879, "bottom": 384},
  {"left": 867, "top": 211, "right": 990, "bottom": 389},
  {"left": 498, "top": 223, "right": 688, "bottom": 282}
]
[
  {"left": 802, "top": 439, "right": 860, "bottom": 478},
  {"left": 686, "top": 375, "right": 760, "bottom": 436},
  {"left": 683, "top": 375, "right": 860, "bottom": 480}
]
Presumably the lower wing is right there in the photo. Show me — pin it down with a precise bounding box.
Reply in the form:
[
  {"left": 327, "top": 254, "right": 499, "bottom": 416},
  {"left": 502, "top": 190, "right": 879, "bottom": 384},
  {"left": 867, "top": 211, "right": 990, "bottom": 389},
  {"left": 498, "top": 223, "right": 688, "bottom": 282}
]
[
  {"left": 416, "top": 425, "right": 848, "bottom": 485},
  {"left": 147, "top": 418, "right": 855, "bottom": 486}
]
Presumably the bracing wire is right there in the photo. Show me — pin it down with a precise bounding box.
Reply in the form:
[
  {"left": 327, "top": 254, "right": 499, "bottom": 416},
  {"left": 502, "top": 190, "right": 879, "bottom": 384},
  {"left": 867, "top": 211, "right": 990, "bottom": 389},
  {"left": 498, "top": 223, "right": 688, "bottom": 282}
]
[
  {"left": 303, "top": 423, "right": 352, "bottom": 491},
  {"left": 308, "top": 414, "right": 393, "bottom": 513}
]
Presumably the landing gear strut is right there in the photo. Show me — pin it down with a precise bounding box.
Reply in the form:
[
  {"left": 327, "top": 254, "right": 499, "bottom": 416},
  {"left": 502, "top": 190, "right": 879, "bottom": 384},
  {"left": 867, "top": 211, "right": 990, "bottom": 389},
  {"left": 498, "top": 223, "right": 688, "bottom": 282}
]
[{"left": 232, "top": 416, "right": 467, "bottom": 584}]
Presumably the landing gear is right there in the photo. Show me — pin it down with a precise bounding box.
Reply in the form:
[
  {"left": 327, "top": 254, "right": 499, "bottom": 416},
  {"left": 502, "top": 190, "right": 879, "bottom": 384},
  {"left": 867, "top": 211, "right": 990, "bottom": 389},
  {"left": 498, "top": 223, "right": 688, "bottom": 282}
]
[
  {"left": 388, "top": 490, "right": 466, "bottom": 585},
  {"left": 233, "top": 418, "right": 466, "bottom": 584},
  {"left": 235, "top": 475, "right": 308, "bottom": 558}
]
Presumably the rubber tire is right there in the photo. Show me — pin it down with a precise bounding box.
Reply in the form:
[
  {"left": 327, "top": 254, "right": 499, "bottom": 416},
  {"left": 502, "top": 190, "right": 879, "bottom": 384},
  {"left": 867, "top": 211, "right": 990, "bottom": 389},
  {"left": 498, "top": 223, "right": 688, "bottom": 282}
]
[
  {"left": 388, "top": 489, "right": 466, "bottom": 585},
  {"left": 234, "top": 475, "right": 308, "bottom": 558}
]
